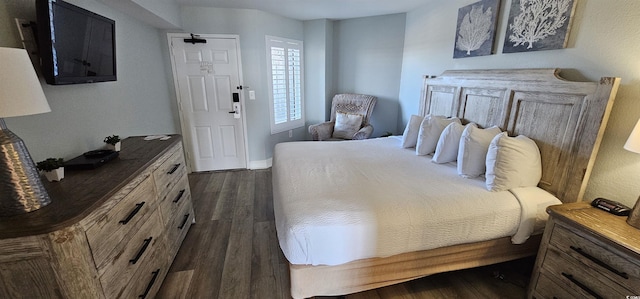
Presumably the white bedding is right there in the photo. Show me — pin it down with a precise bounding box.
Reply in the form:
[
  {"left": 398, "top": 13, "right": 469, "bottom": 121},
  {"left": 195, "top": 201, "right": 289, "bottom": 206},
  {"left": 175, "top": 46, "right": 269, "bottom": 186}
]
[{"left": 273, "top": 137, "right": 561, "bottom": 266}]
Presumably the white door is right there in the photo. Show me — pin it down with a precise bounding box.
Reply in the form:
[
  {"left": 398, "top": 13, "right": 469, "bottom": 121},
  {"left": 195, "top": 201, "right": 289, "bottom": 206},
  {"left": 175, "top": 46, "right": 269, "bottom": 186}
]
[{"left": 168, "top": 34, "right": 247, "bottom": 171}]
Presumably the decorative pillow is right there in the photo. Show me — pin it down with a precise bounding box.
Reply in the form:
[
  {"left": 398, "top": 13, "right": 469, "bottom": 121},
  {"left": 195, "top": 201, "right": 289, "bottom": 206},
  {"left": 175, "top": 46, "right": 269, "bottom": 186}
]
[
  {"left": 332, "top": 112, "right": 363, "bottom": 139},
  {"left": 457, "top": 124, "right": 502, "bottom": 178},
  {"left": 486, "top": 132, "right": 542, "bottom": 192},
  {"left": 416, "top": 116, "right": 460, "bottom": 155},
  {"left": 432, "top": 122, "right": 466, "bottom": 163},
  {"left": 401, "top": 114, "right": 424, "bottom": 148}
]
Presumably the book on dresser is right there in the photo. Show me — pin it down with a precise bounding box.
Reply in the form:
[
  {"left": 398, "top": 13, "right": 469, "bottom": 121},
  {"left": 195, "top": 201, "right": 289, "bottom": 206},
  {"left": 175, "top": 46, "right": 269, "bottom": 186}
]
[
  {"left": 528, "top": 202, "right": 640, "bottom": 298},
  {"left": 0, "top": 135, "right": 194, "bottom": 299}
]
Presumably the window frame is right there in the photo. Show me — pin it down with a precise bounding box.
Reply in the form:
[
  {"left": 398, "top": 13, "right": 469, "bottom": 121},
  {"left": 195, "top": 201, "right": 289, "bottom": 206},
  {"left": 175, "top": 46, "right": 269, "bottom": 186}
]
[{"left": 265, "top": 35, "right": 305, "bottom": 134}]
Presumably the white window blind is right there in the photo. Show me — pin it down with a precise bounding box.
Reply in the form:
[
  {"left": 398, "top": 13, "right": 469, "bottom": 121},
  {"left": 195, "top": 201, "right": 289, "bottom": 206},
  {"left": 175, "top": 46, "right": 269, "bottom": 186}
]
[{"left": 266, "top": 36, "right": 304, "bottom": 134}]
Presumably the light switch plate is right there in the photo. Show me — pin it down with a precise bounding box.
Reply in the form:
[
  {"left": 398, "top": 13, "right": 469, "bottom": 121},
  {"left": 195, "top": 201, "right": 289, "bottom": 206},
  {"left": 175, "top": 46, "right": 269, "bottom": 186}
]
[{"left": 249, "top": 90, "right": 256, "bottom": 100}]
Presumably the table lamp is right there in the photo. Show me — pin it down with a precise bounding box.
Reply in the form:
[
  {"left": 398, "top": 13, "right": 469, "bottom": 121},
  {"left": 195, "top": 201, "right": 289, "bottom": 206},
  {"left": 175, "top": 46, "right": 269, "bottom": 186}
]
[
  {"left": 624, "top": 118, "right": 640, "bottom": 228},
  {"left": 0, "top": 47, "right": 52, "bottom": 217}
]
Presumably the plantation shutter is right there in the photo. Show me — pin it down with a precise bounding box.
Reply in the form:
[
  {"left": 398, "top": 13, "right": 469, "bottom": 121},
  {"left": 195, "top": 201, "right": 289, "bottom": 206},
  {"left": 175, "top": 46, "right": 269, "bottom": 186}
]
[{"left": 266, "top": 36, "right": 304, "bottom": 134}]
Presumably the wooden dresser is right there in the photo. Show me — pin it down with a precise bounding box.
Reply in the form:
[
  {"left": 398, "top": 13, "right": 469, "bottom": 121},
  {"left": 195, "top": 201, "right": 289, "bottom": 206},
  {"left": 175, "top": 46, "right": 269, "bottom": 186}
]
[
  {"left": 0, "top": 135, "right": 194, "bottom": 299},
  {"left": 528, "top": 202, "right": 640, "bottom": 298}
]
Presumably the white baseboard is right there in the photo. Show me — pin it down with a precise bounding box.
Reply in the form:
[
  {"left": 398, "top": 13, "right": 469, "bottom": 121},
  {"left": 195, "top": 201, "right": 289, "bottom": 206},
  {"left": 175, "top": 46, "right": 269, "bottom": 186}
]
[{"left": 248, "top": 158, "right": 272, "bottom": 169}]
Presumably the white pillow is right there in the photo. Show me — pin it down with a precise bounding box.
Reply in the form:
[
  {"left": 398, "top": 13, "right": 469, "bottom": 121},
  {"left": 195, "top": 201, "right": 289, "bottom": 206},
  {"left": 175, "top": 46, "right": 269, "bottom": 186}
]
[
  {"left": 432, "top": 122, "right": 466, "bottom": 163},
  {"left": 457, "top": 124, "right": 502, "bottom": 178},
  {"left": 333, "top": 112, "right": 363, "bottom": 139},
  {"left": 401, "top": 114, "right": 424, "bottom": 148},
  {"left": 416, "top": 116, "right": 460, "bottom": 155},
  {"left": 486, "top": 132, "right": 542, "bottom": 192}
]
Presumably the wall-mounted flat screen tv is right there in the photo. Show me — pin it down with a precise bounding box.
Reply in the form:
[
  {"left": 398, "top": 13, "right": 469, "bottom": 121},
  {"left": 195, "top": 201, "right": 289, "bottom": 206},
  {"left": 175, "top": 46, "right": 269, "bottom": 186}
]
[{"left": 36, "top": 0, "right": 116, "bottom": 85}]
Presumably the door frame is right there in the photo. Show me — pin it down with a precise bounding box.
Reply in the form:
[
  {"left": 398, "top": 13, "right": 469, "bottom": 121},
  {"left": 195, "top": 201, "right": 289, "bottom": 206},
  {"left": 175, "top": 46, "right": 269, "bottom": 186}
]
[{"left": 166, "top": 33, "right": 249, "bottom": 173}]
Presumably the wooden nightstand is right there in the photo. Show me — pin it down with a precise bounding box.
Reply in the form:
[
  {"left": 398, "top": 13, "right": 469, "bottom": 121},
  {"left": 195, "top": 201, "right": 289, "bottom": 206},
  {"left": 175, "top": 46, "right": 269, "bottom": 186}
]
[{"left": 528, "top": 202, "right": 640, "bottom": 298}]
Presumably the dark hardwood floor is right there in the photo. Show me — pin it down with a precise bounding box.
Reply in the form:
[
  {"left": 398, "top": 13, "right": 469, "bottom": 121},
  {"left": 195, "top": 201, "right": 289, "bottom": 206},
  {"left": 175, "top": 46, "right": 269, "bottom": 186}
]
[{"left": 157, "top": 169, "right": 535, "bottom": 299}]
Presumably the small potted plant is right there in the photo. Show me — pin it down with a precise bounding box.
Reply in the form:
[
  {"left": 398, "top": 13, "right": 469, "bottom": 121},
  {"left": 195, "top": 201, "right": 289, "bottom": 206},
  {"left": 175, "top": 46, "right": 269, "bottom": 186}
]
[
  {"left": 104, "top": 135, "right": 121, "bottom": 152},
  {"left": 36, "top": 158, "right": 65, "bottom": 182}
]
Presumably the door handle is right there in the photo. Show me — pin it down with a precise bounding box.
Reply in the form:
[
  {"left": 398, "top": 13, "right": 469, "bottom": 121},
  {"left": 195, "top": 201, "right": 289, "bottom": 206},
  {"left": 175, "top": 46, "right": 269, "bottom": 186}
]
[
  {"left": 229, "top": 93, "right": 241, "bottom": 117},
  {"left": 230, "top": 102, "right": 241, "bottom": 118}
]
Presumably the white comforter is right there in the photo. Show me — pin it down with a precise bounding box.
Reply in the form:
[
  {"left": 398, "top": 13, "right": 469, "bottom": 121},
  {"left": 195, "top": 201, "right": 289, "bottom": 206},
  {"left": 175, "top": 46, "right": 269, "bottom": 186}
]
[{"left": 273, "top": 137, "right": 560, "bottom": 266}]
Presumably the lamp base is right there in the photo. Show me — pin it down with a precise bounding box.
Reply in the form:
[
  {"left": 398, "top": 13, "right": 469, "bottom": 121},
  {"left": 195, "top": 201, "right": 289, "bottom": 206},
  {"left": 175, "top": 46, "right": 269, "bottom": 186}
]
[
  {"left": 0, "top": 119, "right": 51, "bottom": 217},
  {"left": 626, "top": 196, "right": 640, "bottom": 229}
]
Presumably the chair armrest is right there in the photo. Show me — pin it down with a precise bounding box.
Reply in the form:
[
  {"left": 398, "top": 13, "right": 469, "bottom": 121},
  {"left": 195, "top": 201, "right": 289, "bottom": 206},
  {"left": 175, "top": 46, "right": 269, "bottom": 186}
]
[
  {"left": 352, "top": 125, "right": 374, "bottom": 140},
  {"left": 309, "top": 122, "right": 335, "bottom": 141}
]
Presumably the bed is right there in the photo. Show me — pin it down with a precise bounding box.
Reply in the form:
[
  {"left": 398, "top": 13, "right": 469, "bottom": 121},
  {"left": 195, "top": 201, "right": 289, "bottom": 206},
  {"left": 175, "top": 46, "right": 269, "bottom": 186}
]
[{"left": 272, "top": 69, "right": 620, "bottom": 298}]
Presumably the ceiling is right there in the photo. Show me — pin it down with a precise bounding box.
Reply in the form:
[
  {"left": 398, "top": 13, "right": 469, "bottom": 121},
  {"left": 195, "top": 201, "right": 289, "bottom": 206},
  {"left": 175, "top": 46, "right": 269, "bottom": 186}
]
[{"left": 175, "top": 0, "right": 428, "bottom": 21}]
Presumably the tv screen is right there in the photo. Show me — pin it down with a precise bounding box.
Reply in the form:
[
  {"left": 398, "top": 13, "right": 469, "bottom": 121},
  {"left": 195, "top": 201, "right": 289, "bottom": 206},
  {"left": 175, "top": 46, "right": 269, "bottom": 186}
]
[{"left": 36, "top": 0, "right": 116, "bottom": 85}]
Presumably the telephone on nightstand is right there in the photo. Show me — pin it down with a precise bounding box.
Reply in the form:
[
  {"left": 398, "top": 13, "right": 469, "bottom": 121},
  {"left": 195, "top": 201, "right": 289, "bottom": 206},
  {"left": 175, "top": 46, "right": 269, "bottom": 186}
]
[{"left": 591, "top": 197, "right": 631, "bottom": 216}]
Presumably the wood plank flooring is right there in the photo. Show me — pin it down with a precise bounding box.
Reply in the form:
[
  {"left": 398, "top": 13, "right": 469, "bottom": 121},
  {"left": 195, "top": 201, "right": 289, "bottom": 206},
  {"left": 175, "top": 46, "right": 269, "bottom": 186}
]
[{"left": 157, "top": 169, "right": 535, "bottom": 299}]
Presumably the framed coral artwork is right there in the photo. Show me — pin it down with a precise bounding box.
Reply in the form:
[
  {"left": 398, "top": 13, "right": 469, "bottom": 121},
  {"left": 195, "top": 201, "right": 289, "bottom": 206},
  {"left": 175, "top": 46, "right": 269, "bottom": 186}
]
[
  {"left": 453, "top": 0, "right": 501, "bottom": 58},
  {"left": 503, "top": 0, "right": 577, "bottom": 53}
]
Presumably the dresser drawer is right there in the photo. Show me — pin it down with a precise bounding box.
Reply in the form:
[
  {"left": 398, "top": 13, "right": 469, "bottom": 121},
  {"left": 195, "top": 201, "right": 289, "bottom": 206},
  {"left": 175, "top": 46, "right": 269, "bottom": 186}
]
[
  {"left": 99, "top": 210, "right": 165, "bottom": 299},
  {"left": 541, "top": 246, "right": 630, "bottom": 298},
  {"left": 550, "top": 224, "right": 640, "bottom": 292},
  {"left": 153, "top": 146, "right": 187, "bottom": 201},
  {"left": 118, "top": 238, "right": 169, "bottom": 299},
  {"left": 167, "top": 200, "right": 195, "bottom": 255},
  {"left": 86, "top": 176, "right": 157, "bottom": 271},
  {"left": 158, "top": 174, "right": 190, "bottom": 223}
]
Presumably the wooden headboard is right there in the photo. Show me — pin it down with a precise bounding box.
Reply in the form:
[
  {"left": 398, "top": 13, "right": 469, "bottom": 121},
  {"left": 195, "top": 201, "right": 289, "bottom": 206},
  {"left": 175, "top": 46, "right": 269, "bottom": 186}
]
[{"left": 420, "top": 69, "right": 620, "bottom": 203}]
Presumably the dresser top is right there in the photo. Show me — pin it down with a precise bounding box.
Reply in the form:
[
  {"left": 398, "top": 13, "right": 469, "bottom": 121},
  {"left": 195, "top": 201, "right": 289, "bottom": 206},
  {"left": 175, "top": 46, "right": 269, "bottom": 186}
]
[
  {"left": 548, "top": 202, "right": 640, "bottom": 256},
  {"left": 0, "top": 135, "right": 182, "bottom": 239}
]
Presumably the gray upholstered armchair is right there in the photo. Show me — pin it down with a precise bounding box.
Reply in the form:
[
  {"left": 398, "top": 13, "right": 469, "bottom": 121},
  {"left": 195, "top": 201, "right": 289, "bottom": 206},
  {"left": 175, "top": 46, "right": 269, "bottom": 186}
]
[{"left": 309, "top": 93, "right": 377, "bottom": 141}]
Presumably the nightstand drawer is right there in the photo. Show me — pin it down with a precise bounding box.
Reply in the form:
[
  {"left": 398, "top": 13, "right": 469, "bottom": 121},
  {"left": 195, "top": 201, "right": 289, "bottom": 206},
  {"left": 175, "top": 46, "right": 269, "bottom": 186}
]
[
  {"left": 153, "top": 146, "right": 186, "bottom": 201},
  {"left": 86, "top": 176, "right": 156, "bottom": 271},
  {"left": 550, "top": 224, "right": 640, "bottom": 292},
  {"left": 532, "top": 272, "right": 576, "bottom": 299},
  {"left": 542, "top": 246, "right": 630, "bottom": 298}
]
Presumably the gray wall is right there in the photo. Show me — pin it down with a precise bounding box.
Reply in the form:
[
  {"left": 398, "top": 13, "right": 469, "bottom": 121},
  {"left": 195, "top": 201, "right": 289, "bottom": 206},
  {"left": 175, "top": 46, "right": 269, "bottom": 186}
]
[
  {"left": 0, "top": 0, "right": 178, "bottom": 162},
  {"left": 398, "top": 0, "right": 640, "bottom": 206},
  {"left": 332, "top": 14, "right": 406, "bottom": 137},
  {"left": 180, "top": 7, "right": 306, "bottom": 165},
  {"left": 304, "top": 19, "right": 334, "bottom": 132}
]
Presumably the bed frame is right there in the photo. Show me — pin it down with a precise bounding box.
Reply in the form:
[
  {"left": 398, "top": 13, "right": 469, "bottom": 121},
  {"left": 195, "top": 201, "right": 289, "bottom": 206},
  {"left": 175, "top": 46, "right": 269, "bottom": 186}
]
[{"left": 288, "top": 69, "right": 620, "bottom": 298}]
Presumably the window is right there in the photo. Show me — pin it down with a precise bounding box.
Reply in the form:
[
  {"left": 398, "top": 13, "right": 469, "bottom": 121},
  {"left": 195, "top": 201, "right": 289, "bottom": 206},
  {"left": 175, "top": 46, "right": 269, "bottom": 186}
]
[{"left": 266, "top": 36, "right": 304, "bottom": 134}]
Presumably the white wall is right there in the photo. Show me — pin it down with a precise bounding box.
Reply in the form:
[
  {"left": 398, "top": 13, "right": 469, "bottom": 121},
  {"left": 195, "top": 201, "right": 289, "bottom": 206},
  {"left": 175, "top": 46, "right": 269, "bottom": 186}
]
[
  {"left": 98, "top": 0, "right": 182, "bottom": 29},
  {"left": 399, "top": 0, "right": 640, "bottom": 206},
  {"left": 0, "top": 0, "right": 179, "bottom": 162},
  {"left": 180, "top": 7, "right": 306, "bottom": 164},
  {"left": 333, "top": 14, "right": 406, "bottom": 136}
]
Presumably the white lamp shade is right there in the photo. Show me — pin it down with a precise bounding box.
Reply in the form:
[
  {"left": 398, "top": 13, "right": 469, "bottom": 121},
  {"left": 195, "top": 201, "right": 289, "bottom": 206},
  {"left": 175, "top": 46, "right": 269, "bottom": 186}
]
[
  {"left": 0, "top": 47, "right": 51, "bottom": 118},
  {"left": 624, "top": 119, "right": 640, "bottom": 154}
]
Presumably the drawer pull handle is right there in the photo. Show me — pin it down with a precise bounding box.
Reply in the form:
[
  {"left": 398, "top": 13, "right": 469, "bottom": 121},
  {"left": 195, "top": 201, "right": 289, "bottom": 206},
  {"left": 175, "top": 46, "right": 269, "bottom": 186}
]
[
  {"left": 167, "top": 163, "right": 181, "bottom": 174},
  {"left": 173, "top": 189, "right": 186, "bottom": 203},
  {"left": 130, "top": 237, "right": 153, "bottom": 264},
  {"left": 119, "top": 202, "right": 145, "bottom": 225},
  {"left": 570, "top": 246, "right": 629, "bottom": 279},
  {"left": 178, "top": 213, "right": 190, "bottom": 229},
  {"left": 138, "top": 268, "right": 160, "bottom": 299},
  {"left": 561, "top": 272, "right": 603, "bottom": 299}
]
